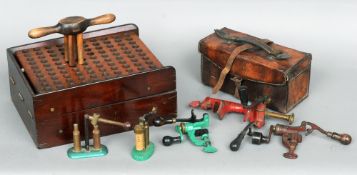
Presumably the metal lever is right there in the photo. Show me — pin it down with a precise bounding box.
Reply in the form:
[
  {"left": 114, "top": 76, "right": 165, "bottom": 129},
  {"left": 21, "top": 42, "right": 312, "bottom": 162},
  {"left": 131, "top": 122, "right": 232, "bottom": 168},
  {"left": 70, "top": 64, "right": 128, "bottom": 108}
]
[
  {"left": 176, "top": 109, "right": 203, "bottom": 123},
  {"left": 84, "top": 113, "right": 131, "bottom": 151},
  {"left": 303, "top": 121, "right": 352, "bottom": 145},
  {"left": 230, "top": 122, "right": 253, "bottom": 151},
  {"left": 88, "top": 113, "right": 131, "bottom": 128},
  {"left": 89, "top": 113, "right": 131, "bottom": 150},
  {"left": 153, "top": 109, "right": 202, "bottom": 127}
]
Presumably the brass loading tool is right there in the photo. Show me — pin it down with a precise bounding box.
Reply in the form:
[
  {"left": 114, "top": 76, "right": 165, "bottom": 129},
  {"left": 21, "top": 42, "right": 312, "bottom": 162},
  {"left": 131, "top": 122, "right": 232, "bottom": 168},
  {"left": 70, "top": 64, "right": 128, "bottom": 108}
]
[
  {"left": 84, "top": 113, "right": 131, "bottom": 151},
  {"left": 247, "top": 121, "right": 352, "bottom": 159},
  {"left": 132, "top": 110, "right": 157, "bottom": 161},
  {"left": 68, "top": 113, "right": 130, "bottom": 159},
  {"left": 28, "top": 13, "right": 116, "bottom": 66}
]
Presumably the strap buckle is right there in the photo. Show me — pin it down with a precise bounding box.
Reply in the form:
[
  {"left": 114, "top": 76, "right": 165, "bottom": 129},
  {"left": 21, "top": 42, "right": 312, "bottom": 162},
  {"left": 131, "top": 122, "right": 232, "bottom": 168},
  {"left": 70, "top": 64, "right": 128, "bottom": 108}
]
[{"left": 231, "top": 76, "right": 243, "bottom": 98}]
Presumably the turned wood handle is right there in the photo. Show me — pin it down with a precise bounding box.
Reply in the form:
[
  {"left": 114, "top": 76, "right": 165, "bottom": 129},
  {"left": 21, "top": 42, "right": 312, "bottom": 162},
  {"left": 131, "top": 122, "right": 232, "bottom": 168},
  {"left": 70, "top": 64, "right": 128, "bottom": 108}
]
[
  {"left": 28, "top": 25, "right": 61, "bottom": 39},
  {"left": 28, "top": 13, "right": 116, "bottom": 39},
  {"left": 88, "top": 13, "right": 116, "bottom": 26}
]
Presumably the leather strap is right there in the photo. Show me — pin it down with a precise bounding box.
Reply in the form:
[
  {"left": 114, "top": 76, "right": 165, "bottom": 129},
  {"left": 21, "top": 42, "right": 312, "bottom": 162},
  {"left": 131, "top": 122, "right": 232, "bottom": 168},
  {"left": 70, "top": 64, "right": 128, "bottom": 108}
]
[
  {"left": 212, "top": 43, "right": 253, "bottom": 94},
  {"left": 212, "top": 39, "right": 273, "bottom": 94}
]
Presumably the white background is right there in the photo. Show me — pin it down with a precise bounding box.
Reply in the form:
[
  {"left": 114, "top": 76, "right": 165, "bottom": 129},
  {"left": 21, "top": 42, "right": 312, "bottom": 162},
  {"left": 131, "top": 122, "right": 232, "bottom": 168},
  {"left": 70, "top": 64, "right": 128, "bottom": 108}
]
[{"left": 0, "top": 0, "right": 356, "bottom": 174}]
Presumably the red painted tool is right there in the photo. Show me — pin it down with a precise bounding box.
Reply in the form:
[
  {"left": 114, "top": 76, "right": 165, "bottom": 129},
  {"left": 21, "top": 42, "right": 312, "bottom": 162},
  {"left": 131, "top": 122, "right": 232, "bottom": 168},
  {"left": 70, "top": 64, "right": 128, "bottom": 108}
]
[{"left": 190, "top": 86, "right": 294, "bottom": 129}]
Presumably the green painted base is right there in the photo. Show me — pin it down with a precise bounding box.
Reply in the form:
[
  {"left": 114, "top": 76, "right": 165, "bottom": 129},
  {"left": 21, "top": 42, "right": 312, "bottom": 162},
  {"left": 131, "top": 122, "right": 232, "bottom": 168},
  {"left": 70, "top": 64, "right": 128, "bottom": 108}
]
[
  {"left": 131, "top": 142, "right": 155, "bottom": 161},
  {"left": 203, "top": 145, "right": 218, "bottom": 153},
  {"left": 67, "top": 145, "right": 108, "bottom": 159}
]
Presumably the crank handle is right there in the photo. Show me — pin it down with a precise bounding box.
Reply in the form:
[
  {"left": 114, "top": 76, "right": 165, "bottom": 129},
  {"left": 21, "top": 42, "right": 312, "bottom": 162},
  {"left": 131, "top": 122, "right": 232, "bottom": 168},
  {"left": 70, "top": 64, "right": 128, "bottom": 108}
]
[{"left": 326, "top": 132, "right": 352, "bottom": 145}]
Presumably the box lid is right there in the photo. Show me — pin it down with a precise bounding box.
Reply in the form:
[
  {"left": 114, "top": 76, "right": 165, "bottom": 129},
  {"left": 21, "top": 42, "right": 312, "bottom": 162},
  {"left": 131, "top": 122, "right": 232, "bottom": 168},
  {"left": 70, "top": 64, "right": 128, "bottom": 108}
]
[
  {"left": 199, "top": 27, "right": 311, "bottom": 85},
  {"left": 11, "top": 24, "right": 163, "bottom": 94}
]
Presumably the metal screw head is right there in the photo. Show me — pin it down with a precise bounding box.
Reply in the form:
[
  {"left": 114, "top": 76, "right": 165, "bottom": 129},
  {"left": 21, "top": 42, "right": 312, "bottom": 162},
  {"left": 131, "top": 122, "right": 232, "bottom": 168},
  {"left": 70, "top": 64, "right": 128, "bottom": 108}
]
[
  {"left": 50, "top": 108, "right": 55, "bottom": 112},
  {"left": 9, "top": 76, "right": 15, "bottom": 85},
  {"left": 18, "top": 92, "right": 24, "bottom": 101},
  {"left": 27, "top": 110, "right": 33, "bottom": 119}
]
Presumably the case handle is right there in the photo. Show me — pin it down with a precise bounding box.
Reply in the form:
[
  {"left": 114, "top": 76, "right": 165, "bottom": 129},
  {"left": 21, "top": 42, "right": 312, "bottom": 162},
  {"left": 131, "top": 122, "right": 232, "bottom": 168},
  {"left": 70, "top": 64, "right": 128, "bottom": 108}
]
[{"left": 215, "top": 29, "right": 290, "bottom": 60}]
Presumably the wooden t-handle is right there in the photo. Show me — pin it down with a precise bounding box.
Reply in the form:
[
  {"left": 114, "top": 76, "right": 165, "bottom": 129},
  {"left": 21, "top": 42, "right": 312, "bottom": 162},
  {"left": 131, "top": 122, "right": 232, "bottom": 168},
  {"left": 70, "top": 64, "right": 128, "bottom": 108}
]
[
  {"left": 28, "top": 13, "right": 116, "bottom": 66},
  {"left": 28, "top": 26, "right": 61, "bottom": 39},
  {"left": 88, "top": 13, "right": 116, "bottom": 26},
  {"left": 28, "top": 13, "right": 116, "bottom": 38}
]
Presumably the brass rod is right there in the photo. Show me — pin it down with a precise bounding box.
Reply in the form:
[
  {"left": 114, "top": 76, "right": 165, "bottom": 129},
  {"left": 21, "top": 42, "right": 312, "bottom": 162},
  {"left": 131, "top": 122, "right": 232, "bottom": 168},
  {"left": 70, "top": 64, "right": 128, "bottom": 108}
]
[
  {"left": 64, "top": 35, "right": 69, "bottom": 62},
  {"left": 265, "top": 111, "right": 294, "bottom": 124},
  {"left": 144, "top": 121, "right": 149, "bottom": 147},
  {"left": 67, "top": 35, "right": 76, "bottom": 66},
  {"left": 88, "top": 116, "right": 131, "bottom": 128},
  {"left": 92, "top": 125, "right": 101, "bottom": 150},
  {"left": 73, "top": 124, "right": 81, "bottom": 152},
  {"left": 76, "top": 33, "right": 84, "bottom": 65}
]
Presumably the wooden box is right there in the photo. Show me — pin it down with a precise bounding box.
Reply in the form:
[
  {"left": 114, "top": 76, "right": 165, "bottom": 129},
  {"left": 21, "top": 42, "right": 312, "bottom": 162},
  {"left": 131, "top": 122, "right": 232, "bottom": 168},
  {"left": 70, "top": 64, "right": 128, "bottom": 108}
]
[
  {"left": 199, "top": 28, "right": 311, "bottom": 113},
  {"left": 7, "top": 24, "right": 177, "bottom": 148}
]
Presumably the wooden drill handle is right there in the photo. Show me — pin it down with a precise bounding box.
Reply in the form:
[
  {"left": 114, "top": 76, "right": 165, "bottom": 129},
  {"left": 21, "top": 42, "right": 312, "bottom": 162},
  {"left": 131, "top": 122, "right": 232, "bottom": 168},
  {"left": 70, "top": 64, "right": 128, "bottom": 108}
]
[
  {"left": 88, "top": 13, "right": 116, "bottom": 26},
  {"left": 28, "top": 25, "right": 60, "bottom": 39}
]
